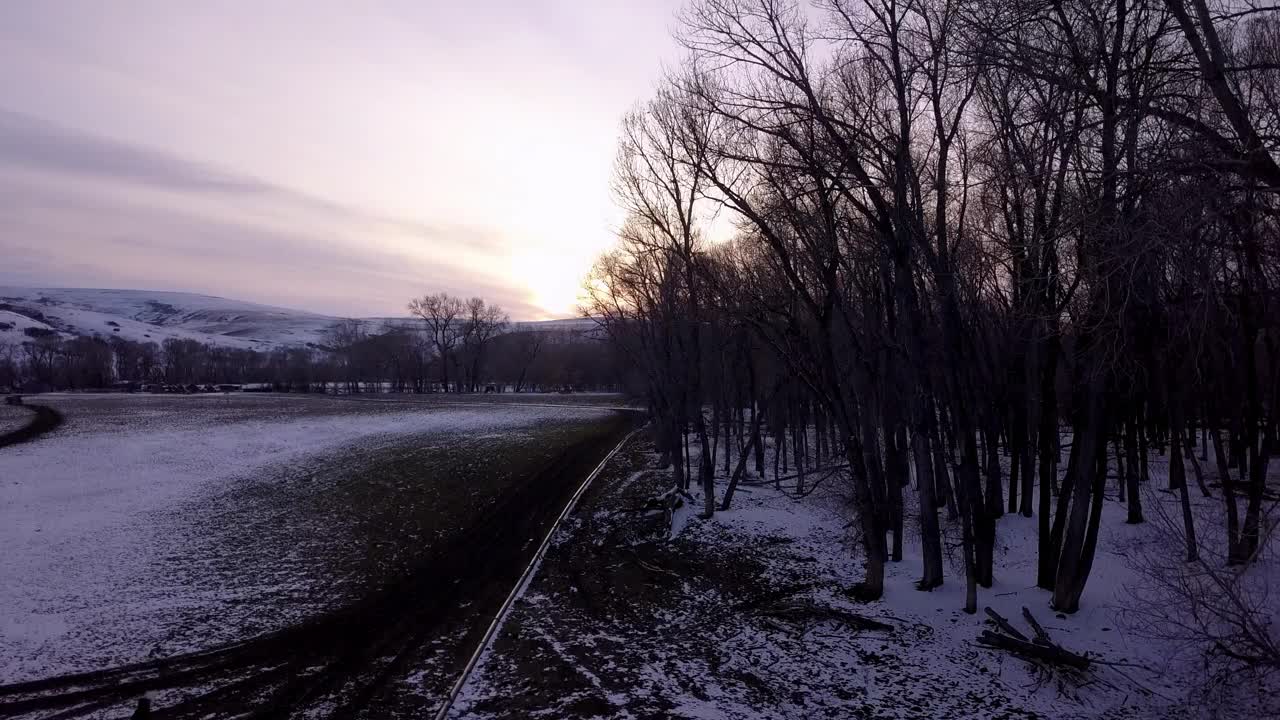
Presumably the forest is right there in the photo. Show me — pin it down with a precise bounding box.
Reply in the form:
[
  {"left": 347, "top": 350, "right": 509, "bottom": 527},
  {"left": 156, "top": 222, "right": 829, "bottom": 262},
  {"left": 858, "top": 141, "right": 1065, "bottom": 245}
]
[{"left": 585, "top": 0, "right": 1278, "bottom": 690}]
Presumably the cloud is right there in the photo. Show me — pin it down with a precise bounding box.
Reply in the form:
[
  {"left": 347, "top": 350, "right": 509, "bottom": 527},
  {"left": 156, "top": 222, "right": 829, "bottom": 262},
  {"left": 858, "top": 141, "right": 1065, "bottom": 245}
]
[
  {"left": 0, "top": 134, "right": 545, "bottom": 318},
  {"left": 0, "top": 109, "right": 511, "bottom": 256},
  {"left": 0, "top": 210, "right": 545, "bottom": 319},
  {"left": 0, "top": 109, "right": 269, "bottom": 194}
]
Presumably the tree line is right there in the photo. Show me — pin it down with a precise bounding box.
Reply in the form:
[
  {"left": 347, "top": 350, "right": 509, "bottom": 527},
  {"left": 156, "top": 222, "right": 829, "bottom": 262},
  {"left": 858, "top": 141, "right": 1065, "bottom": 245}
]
[
  {"left": 0, "top": 293, "right": 622, "bottom": 393},
  {"left": 587, "top": 0, "right": 1277, "bottom": 646}
]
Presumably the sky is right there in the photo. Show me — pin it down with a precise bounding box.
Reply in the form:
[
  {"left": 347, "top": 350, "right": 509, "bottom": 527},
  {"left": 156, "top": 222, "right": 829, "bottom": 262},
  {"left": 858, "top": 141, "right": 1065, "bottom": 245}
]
[{"left": 0, "top": 1, "right": 683, "bottom": 320}]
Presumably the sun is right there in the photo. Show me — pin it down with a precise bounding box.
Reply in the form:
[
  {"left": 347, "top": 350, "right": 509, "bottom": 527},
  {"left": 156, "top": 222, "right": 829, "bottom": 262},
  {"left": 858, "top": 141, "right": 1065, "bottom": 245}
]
[{"left": 510, "top": 249, "right": 589, "bottom": 319}]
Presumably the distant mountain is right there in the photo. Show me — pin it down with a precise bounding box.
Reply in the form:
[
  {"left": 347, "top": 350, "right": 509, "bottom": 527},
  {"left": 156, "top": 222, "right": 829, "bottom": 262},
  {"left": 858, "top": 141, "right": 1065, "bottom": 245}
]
[{"left": 0, "top": 287, "right": 597, "bottom": 350}]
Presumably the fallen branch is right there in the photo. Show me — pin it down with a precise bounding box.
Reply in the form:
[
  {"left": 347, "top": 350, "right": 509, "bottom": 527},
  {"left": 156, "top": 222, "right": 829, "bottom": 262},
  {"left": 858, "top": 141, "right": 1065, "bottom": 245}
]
[
  {"left": 1021, "top": 606, "right": 1053, "bottom": 645},
  {"left": 771, "top": 464, "right": 850, "bottom": 485},
  {"left": 977, "top": 607, "right": 1091, "bottom": 671},
  {"left": 977, "top": 631, "right": 1092, "bottom": 670},
  {"left": 622, "top": 486, "right": 685, "bottom": 534},
  {"left": 635, "top": 559, "right": 680, "bottom": 578},
  {"left": 733, "top": 582, "right": 817, "bottom": 612},
  {"left": 984, "top": 607, "right": 1029, "bottom": 643},
  {"left": 756, "top": 600, "right": 892, "bottom": 632}
]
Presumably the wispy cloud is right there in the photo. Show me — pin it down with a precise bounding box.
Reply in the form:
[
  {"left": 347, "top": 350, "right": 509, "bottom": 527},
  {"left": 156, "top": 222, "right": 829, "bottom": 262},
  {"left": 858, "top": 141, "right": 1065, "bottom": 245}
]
[
  {"left": 0, "top": 109, "right": 511, "bottom": 257},
  {"left": 0, "top": 109, "right": 268, "bottom": 193},
  {"left": 0, "top": 2, "right": 684, "bottom": 318},
  {"left": 0, "top": 120, "right": 544, "bottom": 318}
]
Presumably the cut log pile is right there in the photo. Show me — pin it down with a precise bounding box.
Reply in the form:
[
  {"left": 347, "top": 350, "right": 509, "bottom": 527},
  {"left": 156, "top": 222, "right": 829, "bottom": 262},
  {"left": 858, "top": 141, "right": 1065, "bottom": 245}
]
[{"left": 977, "top": 607, "right": 1092, "bottom": 671}]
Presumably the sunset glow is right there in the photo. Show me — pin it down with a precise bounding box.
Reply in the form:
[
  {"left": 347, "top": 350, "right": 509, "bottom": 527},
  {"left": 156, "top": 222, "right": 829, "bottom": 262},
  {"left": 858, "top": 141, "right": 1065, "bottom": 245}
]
[{"left": 0, "top": 1, "right": 680, "bottom": 319}]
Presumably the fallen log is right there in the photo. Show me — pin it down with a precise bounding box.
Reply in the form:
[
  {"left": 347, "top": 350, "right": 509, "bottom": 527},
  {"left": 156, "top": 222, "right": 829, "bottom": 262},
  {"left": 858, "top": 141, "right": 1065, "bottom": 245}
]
[
  {"left": 977, "top": 606, "right": 1091, "bottom": 671},
  {"left": 977, "top": 630, "right": 1091, "bottom": 670}
]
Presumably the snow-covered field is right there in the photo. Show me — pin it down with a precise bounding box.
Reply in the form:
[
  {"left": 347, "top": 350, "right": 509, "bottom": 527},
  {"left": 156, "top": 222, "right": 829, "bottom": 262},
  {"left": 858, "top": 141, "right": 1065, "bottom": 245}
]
[
  {"left": 452, "top": 436, "right": 1277, "bottom": 719},
  {"left": 0, "top": 403, "right": 29, "bottom": 435},
  {"left": 0, "top": 394, "right": 614, "bottom": 682}
]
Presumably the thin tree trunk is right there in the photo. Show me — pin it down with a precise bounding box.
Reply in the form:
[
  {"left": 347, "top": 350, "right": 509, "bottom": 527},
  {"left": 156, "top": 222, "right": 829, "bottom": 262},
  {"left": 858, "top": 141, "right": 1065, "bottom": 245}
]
[
  {"left": 914, "top": 427, "right": 944, "bottom": 590},
  {"left": 1125, "top": 414, "right": 1144, "bottom": 523},
  {"left": 1171, "top": 416, "right": 1199, "bottom": 562}
]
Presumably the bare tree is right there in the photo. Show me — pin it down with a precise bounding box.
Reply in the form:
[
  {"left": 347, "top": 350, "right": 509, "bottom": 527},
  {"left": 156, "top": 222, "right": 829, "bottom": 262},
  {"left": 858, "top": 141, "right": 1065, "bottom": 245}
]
[
  {"left": 324, "top": 318, "right": 368, "bottom": 393},
  {"left": 460, "top": 297, "right": 508, "bottom": 391},
  {"left": 408, "top": 292, "right": 465, "bottom": 392}
]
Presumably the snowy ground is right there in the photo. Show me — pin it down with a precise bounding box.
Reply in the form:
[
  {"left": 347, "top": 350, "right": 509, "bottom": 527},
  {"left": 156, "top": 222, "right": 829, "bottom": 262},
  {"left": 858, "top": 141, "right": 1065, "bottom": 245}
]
[
  {"left": 451, "top": 434, "right": 1276, "bottom": 719},
  {"left": 0, "top": 393, "right": 615, "bottom": 683}
]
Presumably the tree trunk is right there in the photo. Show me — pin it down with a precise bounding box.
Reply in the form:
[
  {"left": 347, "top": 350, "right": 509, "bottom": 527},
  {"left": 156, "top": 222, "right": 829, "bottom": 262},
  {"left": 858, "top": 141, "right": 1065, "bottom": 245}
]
[
  {"left": 721, "top": 408, "right": 766, "bottom": 511},
  {"left": 957, "top": 455, "right": 980, "bottom": 613},
  {"left": 930, "top": 402, "right": 960, "bottom": 520},
  {"left": 847, "top": 434, "right": 886, "bottom": 600},
  {"left": 1211, "top": 424, "right": 1243, "bottom": 563},
  {"left": 888, "top": 424, "right": 907, "bottom": 562},
  {"left": 1171, "top": 410, "right": 1199, "bottom": 562},
  {"left": 1124, "top": 412, "right": 1144, "bottom": 523},
  {"left": 1050, "top": 372, "right": 1109, "bottom": 612},
  {"left": 914, "top": 427, "right": 944, "bottom": 590},
  {"left": 1009, "top": 418, "right": 1022, "bottom": 514},
  {"left": 985, "top": 421, "right": 1004, "bottom": 520},
  {"left": 1036, "top": 334, "right": 1060, "bottom": 588},
  {"left": 1183, "top": 430, "right": 1212, "bottom": 498}
]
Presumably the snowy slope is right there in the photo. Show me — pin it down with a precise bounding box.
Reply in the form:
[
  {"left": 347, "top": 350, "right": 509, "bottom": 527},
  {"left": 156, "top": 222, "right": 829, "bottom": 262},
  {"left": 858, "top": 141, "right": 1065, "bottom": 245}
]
[
  {"left": 0, "top": 309, "right": 62, "bottom": 347},
  {"left": 0, "top": 287, "right": 336, "bottom": 349},
  {"left": 0, "top": 287, "right": 599, "bottom": 351}
]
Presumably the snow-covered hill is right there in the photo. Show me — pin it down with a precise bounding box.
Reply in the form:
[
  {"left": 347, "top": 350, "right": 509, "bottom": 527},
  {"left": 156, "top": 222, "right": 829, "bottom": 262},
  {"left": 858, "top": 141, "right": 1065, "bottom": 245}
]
[
  {"left": 0, "top": 287, "right": 334, "bottom": 349},
  {"left": 0, "top": 287, "right": 598, "bottom": 350},
  {"left": 0, "top": 309, "right": 60, "bottom": 347}
]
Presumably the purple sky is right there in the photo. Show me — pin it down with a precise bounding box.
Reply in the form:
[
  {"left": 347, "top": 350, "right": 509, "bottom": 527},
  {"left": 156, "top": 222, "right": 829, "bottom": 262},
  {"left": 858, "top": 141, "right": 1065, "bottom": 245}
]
[{"left": 0, "top": 1, "right": 682, "bottom": 319}]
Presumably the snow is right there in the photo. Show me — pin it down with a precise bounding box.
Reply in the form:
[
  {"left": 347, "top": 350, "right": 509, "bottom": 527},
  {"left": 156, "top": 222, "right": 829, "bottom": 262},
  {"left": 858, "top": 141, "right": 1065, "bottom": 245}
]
[
  {"left": 452, "top": 437, "right": 1277, "bottom": 719},
  {"left": 0, "top": 286, "right": 337, "bottom": 349},
  {"left": 0, "top": 309, "right": 60, "bottom": 346},
  {"left": 0, "top": 286, "right": 600, "bottom": 350},
  {"left": 0, "top": 395, "right": 614, "bottom": 682},
  {"left": 649, "top": 469, "right": 1257, "bottom": 717}
]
